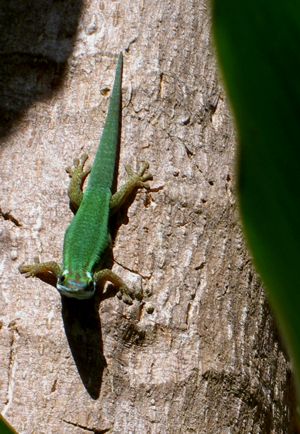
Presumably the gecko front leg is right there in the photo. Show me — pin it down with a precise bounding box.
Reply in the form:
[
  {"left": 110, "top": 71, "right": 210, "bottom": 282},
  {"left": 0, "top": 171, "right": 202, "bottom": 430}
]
[
  {"left": 19, "top": 260, "right": 62, "bottom": 287},
  {"left": 94, "top": 268, "right": 143, "bottom": 304}
]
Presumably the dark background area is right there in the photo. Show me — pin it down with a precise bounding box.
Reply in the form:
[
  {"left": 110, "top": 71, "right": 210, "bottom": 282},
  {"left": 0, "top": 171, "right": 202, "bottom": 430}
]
[{"left": 0, "top": 0, "right": 83, "bottom": 138}]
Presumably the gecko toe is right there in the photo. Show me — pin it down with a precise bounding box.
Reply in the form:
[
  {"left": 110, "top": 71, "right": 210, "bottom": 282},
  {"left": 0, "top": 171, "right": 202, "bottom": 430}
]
[
  {"left": 19, "top": 265, "right": 34, "bottom": 277},
  {"left": 138, "top": 162, "right": 150, "bottom": 175},
  {"left": 122, "top": 294, "right": 134, "bottom": 305}
]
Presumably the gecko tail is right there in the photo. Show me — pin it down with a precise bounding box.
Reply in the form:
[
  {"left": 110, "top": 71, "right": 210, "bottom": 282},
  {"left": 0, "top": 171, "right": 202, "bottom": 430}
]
[{"left": 87, "top": 53, "right": 123, "bottom": 192}]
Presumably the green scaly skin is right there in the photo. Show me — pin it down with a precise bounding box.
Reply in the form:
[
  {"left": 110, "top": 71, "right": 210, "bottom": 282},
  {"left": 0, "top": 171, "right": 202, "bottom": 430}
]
[{"left": 19, "top": 53, "right": 152, "bottom": 303}]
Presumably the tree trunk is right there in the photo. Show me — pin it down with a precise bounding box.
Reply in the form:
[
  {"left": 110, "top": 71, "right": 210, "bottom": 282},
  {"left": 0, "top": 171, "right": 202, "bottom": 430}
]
[{"left": 0, "top": 0, "right": 294, "bottom": 433}]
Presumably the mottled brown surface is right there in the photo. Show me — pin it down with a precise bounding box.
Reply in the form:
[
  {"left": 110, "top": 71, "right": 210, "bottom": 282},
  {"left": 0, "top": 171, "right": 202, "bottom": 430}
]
[{"left": 0, "top": 1, "right": 293, "bottom": 433}]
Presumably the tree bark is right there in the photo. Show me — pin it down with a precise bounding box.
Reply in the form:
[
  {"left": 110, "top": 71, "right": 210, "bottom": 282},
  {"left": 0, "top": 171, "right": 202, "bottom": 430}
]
[{"left": 0, "top": 0, "right": 294, "bottom": 433}]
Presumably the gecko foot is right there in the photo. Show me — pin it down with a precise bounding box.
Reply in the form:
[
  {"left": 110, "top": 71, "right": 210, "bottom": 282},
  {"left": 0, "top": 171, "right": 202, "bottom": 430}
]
[
  {"left": 19, "top": 260, "right": 61, "bottom": 279},
  {"left": 19, "top": 264, "right": 39, "bottom": 278},
  {"left": 125, "top": 162, "right": 153, "bottom": 190},
  {"left": 94, "top": 269, "right": 143, "bottom": 305},
  {"left": 116, "top": 285, "right": 143, "bottom": 305},
  {"left": 66, "top": 153, "right": 91, "bottom": 180}
]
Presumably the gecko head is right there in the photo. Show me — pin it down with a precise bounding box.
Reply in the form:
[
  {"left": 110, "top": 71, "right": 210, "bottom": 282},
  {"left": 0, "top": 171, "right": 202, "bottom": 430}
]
[{"left": 56, "top": 270, "right": 96, "bottom": 300}]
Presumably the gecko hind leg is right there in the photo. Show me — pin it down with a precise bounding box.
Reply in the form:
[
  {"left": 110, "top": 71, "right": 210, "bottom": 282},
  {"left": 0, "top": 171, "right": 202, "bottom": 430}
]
[
  {"left": 66, "top": 153, "right": 91, "bottom": 212},
  {"left": 110, "top": 162, "right": 153, "bottom": 214}
]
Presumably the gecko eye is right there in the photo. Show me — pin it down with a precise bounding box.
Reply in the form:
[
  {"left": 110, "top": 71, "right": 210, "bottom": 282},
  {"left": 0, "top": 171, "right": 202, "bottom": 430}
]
[
  {"left": 58, "top": 275, "right": 65, "bottom": 284},
  {"left": 86, "top": 279, "right": 96, "bottom": 293},
  {"left": 84, "top": 272, "right": 96, "bottom": 293}
]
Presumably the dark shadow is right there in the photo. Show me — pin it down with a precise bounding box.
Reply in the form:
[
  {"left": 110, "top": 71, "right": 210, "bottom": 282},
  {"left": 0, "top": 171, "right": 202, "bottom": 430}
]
[
  {"left": 25, "top": 267, "right": 117, "bottom": 399},
  {"left": 0, "top": 0, "right": 83, "bottom": 139},
  {"left": 58, "top": 242, "right": 124, "bottom": 399},
  {"left": 20, "top": 267, "right": 108, "bottom": 398},
  {"left": 61, "top": 292, "right": 106, "bottom": 400},
  {"left": 110, "top": 185, "right": 153, "bottom": 240},
  {"left": 20, "top": 269, "right": 107, "bottom": 398}
]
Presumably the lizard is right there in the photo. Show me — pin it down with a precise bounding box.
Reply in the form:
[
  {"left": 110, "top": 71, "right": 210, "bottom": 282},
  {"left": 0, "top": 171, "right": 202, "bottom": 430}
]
[{"left": 19, "top": 52, "right": 152, "bottom": 303}]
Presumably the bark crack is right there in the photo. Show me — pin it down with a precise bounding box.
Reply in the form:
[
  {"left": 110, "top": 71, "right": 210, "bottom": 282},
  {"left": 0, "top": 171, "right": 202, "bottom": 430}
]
[
  {"left": 62, "top": 419, "right": 111, "bottom": 433},
  {"left": 3, "top": 321, "right": 19, "bottom": 415},
  {"left": 114, "top": 258, "right": 152, "bottom": 280},
  {"left": 0, "top": 207, "right": 22, "bottom": 227}
]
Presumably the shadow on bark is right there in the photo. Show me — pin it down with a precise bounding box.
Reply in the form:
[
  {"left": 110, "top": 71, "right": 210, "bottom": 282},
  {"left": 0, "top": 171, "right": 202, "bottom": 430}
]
[
  {"left": 0, "top": 0, "right": 83, "bottom": 139},
  {"left": 29, "top": 270, "right": 114, "bottom": 399},
  {"left": 61, "top": 295, "right": 106, "bottom": 400}
]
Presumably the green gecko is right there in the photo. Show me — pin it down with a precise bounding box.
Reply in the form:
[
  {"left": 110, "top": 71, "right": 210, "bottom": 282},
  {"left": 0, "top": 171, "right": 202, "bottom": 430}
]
[{"left": 19, "top": 53, "right": 152, "bottom": 303}]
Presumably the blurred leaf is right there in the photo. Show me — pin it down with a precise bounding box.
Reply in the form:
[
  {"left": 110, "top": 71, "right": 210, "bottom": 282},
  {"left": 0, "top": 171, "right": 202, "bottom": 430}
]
[
  {"left": 212, "top": 0, "right": 300, "bottom": 398},
  {"left": 0, "top": 415, "right": 18, "bottom": 434}
]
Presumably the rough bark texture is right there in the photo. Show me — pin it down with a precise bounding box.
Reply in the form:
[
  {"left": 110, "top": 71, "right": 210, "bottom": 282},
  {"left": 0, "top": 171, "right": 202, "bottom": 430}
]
[{"left": 0, "top": 1, "right": 294, "bottom": 433}]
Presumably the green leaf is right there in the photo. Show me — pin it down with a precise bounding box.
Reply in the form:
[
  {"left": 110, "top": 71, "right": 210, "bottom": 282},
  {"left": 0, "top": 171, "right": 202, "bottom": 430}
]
[
  {"left": 0, "top": 415, "right": 18, "bottom": 434},
  {"left": 212, "top": 0, "right": 300, "bottom": 398}
]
